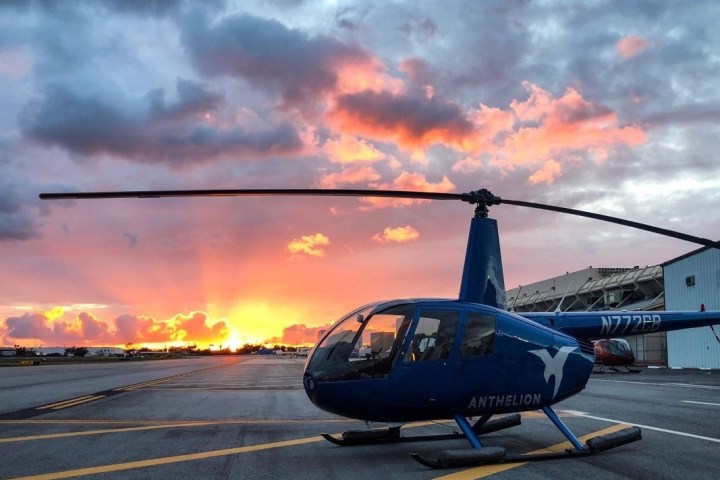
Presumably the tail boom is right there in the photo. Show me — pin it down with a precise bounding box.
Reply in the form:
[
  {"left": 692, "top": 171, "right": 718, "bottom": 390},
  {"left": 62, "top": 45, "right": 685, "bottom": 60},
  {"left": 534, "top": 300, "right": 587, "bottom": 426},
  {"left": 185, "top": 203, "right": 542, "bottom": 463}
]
[{"left": 520, "top": 310, "right": 720, "bottom": 340}]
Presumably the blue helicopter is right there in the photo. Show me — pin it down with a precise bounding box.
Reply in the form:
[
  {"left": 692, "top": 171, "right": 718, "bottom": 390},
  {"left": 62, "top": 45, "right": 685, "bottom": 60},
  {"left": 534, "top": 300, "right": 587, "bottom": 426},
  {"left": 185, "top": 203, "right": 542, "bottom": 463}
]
[{"left": 40, "top": 187, "right": 720, "bottom": 469}]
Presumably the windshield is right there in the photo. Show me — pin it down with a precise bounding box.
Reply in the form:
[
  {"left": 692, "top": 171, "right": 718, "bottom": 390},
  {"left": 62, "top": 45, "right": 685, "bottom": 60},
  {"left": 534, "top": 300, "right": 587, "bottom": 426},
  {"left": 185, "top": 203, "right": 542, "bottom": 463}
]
[
  {"left": 608, "top": 340, "right": 632, "bottom": 355},
  {"left": 308, "top": 303, "right": 415, "bottom": 381}
]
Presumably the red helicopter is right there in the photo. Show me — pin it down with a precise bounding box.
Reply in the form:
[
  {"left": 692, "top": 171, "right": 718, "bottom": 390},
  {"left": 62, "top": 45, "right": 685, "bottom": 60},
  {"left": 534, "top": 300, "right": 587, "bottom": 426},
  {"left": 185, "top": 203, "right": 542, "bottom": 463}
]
[
  {"left": 39, "top": 187, "right": 720, "bottom": 469},
  {"left": 592, "top": 338, "right": 640, "bottom": 373}
]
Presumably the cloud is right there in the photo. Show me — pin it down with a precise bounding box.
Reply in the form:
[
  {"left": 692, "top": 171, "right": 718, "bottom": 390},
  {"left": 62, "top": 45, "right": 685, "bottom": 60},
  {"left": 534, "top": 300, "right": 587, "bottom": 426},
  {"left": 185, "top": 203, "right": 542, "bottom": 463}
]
[
  {"left": 452, "top": 82, "right": 646, "bottom": 184},
  {"left": 170, "top": 311, "right": 229, "bottom": 343},
  {"left": 146, "top": 78, "right": 224, "bottom": 122},
  {"left": 179, "top": 12, "right": 374, "bottom": 108},
  {"left": 265, "top": 323, "right": 329, "bottom": 346},
  {"left": 113, "top": 311, "right": 230, "bottom": 345},
  {"left": 617, "top": 35, "right": 651, "bottom": 60},
  {"left": 1, "top": 310, "right": 113, "bottom": 345},
  {"left": 372, "top": 225, "right": 420, "bottom": 244},
  {"left": 20, "top": 81, "right": 303, "bottom": 166},
  {"left": 360, "top": 171, "right": 455, "bottom": 209},
  {"left": 287, "top": 233, "right": 330, "bottom": 257},
  {"left": 2, "top": 312, "right": 48, "bottom": 341},
  {"left": 328, "top": 90, "right": 476, "bottom": 153},
  {"left": 322, "top": 135, "right": 385, "bottom": 164},
  {"left": 0, "top": 175, "right": 44, "bottom": 242},
  {"left": 318, "top": 165, "right": 381, "bottom": 188}
]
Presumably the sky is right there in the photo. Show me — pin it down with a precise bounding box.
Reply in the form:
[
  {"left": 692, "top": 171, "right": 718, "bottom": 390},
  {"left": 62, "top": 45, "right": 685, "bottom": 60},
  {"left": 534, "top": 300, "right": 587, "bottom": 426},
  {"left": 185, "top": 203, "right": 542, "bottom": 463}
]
[{"left": 1, "top": 0, "right": 719, "bottom": 349}]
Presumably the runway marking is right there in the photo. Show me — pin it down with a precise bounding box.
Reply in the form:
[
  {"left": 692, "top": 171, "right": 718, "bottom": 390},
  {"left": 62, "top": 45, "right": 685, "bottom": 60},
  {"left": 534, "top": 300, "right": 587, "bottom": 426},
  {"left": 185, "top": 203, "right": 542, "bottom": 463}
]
[
  {"left": 431, "top": 423, "right": 629, "bottom": 480},
  {"left": 682, "top": 400, "right": 720, "bottom": 407},
  {"left": 1, "top": 414, "right": 583, "bottom": 477},
  {"left": 1, "top": 363, "right": 249, "bottom": 421},
  {"left": 35, "top": 396, "right": 107, "bottom": 411},
  {"left": 0, "top": 418, "right": 364, "bottom": 444},
  {"left": 35, "top": 396, "right": 97, "bottom": 410},
  {"left": 0, "top": 422, "right": 217, "bottom": 443},
  {"left": 112, "top": 363, "right": 239, "bottom": 391},
  {"left": 591, "top": 379, "right": 720, "bottom": 390},
  {"left": 6, "top": 435, "right": 324, "bottom": 480},
  {"left": 569, "top": 412, "right": 720, "bottom": 444}
]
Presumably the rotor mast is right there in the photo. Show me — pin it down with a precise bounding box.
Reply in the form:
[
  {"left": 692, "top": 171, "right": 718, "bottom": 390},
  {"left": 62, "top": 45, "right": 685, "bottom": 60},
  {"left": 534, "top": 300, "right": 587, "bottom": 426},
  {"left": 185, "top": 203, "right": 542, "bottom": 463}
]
[{"left": 457, "top": 190, "right": 507, "bottom": 308}]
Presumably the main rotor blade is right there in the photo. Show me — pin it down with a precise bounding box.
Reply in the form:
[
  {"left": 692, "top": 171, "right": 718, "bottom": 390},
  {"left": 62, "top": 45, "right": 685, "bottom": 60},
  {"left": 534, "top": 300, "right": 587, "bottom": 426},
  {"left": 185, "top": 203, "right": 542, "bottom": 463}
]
[
  {"left": 39, "top": 188, "right": 464, "bottom": 201},
  {"left": 500, "top": 198, "right": 720, "bottom": 249},
  {"left": 38, "top": 187, "right": 718, "bottom": 249}
]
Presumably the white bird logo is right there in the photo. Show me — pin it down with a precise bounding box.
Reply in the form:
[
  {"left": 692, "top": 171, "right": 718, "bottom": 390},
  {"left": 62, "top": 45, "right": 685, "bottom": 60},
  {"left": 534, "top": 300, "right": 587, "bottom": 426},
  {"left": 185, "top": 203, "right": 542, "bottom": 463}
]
[{"left": 529, "top": 346, "right": 577, "bottom": 399}]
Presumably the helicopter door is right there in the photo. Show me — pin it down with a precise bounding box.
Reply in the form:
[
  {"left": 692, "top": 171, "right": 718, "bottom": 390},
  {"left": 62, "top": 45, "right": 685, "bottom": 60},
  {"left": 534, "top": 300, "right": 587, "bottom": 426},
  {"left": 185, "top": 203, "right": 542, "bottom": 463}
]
[
  {"left": 458, "top": 312, "right": 502, "bottom": 384},
  {"left": 401, "top": 308, "right": 462, "bottom": 375}
]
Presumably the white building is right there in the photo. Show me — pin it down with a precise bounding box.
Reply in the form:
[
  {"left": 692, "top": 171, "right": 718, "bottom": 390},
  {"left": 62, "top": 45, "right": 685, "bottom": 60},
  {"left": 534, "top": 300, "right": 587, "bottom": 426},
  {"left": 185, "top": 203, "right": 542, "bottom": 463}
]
[{"left": 663, "top": 247, "right": 720, "bottom": 369}]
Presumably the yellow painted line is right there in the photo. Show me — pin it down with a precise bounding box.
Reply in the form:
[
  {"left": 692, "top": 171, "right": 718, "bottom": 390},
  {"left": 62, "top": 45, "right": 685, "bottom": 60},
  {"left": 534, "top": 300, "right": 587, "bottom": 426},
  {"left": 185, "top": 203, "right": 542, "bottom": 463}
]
[
  {"left": 7, "top": 435, "right": 323, "bottom": 480},
  {"left": 36, "top": 396, "right": 96, "bottom": 410},
  {"left": 113, "top": 371, "right": 199, "bottom": 391},
  {"left": 118, "top": 379, "right": 171, "bottom": 391},
  {"left": 432, "top": 423, "right": 630, "bottom": 480},
  {"left": 50, "top": 395, "right": 106, "bottom": 410},
  {"left": 0, "top": 422, "right": 218, "bottom": 443}
]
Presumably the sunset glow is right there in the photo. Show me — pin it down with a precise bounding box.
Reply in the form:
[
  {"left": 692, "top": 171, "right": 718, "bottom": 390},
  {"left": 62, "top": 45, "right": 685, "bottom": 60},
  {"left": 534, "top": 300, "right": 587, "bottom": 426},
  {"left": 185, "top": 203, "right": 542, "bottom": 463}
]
[{"left": 2, "top": 2, "right": 719, "bottom": 351}]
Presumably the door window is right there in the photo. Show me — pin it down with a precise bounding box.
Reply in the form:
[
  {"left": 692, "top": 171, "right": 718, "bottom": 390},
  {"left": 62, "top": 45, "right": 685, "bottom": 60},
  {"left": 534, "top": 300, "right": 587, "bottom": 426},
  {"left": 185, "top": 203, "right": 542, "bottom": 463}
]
[
  {"left": 406, "top": 309, "right": 459, "bottom": 362},
  {"left": 460, "top": 313, "right": 495, "bottom": 357}
]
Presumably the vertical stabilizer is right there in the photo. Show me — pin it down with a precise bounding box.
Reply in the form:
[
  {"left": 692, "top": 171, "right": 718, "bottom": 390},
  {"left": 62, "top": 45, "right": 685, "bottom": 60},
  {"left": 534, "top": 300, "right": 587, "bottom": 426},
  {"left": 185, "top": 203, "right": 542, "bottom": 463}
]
[{"left": 459, "top": 217, "right": 506, "bottom": 308}]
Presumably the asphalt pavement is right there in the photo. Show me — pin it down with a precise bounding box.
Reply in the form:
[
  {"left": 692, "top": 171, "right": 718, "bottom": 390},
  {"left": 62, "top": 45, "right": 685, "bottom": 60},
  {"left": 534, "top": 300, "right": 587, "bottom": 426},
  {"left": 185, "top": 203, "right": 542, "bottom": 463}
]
[{"left": 0, "top": 357, "right": 717, "bottom": 479}]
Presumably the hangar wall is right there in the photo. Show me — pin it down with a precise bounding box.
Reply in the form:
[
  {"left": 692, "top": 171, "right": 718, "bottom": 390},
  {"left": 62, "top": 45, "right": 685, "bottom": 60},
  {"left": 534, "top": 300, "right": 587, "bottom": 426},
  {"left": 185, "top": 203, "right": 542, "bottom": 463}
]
[{"left": 663, "top": 248, "right": 720, "bottom": 369}]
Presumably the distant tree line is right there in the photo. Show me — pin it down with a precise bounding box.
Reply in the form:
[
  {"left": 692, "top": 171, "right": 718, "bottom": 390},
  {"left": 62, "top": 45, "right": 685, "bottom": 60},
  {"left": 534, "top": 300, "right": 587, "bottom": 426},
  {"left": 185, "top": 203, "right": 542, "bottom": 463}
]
[{"left": 11, "top": 343, "right": 305, "bottom": 358}]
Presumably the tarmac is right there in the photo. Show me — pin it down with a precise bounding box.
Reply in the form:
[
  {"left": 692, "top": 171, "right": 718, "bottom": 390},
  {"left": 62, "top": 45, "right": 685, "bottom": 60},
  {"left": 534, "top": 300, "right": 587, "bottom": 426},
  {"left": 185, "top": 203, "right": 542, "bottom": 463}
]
[{"left": 0, "top": 356, "right": 718, "bottom": 479}]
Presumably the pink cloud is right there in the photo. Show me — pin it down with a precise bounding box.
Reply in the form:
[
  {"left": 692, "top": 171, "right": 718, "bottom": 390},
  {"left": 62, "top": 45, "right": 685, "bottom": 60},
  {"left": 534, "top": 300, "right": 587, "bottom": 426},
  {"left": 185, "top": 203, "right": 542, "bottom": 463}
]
[
  {"left": 617, "top": 35, "right": 652, "bottom": 59},
  {"left": 1, "top": 310, "right": 113, "bottom": 345},
  {"left": 360, "top": 171, "right": 455, "bottom": 209},
  {"left": 454, "top": 82, "right": 646, "bottom": 184},
  {"left": 171, "top": 311, "right": 229, "bottom": 342},
  {"left": 322, "top": 135, "right": 385, "bottom": 164},
  {"left": 318, "top": 165, "right": 381, "bottom": 188},
  {"left": 265, "top": 323, "right": 331, "bottom": 346}
]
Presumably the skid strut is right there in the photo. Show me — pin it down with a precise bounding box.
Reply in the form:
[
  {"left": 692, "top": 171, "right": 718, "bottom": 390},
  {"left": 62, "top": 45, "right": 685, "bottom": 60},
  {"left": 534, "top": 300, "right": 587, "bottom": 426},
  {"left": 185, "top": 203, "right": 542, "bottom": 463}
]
[{"left": 410, "top": 408, "right": 642, "bottom": 469}]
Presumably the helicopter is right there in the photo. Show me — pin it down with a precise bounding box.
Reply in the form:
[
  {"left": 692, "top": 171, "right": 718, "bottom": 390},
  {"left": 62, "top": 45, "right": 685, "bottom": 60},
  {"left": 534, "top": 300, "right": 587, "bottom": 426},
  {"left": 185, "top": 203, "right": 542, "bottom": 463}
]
[
  {"left": 591, "top": 338, "right": 640, "bottom": 373},
  {"left": 39, "top": 187, "right": 720, "bottom": 469}
]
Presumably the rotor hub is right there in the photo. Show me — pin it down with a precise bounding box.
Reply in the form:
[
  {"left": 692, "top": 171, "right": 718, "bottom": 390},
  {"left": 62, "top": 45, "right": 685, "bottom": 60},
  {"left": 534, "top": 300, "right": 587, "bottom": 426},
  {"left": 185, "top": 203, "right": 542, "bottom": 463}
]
[{"left": 460, "top": 189, "right": 502, "bottom": 218}]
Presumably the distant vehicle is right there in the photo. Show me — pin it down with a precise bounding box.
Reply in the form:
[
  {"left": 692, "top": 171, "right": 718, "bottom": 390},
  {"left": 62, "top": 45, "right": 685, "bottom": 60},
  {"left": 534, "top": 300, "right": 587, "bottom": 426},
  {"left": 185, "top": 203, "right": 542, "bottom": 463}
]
[
  {"left": 593, "top": 338, "right": 639, "bottom": 373},
  {"left": 294, "top": 347, "right": 311, "bottom": 358}
]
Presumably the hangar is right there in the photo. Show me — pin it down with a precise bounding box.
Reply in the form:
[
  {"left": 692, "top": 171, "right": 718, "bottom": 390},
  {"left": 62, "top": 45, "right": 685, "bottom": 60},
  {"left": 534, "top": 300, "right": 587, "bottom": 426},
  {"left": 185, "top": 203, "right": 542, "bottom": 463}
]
[
  {"left": 507, "top": 248, "right": 720, "bottom": 369},
  {"left": 507, "top": 266, "right": 667, "bottom": 365},
  {"left": 663, "top": 246, "right": 720, "bottom": 369}
]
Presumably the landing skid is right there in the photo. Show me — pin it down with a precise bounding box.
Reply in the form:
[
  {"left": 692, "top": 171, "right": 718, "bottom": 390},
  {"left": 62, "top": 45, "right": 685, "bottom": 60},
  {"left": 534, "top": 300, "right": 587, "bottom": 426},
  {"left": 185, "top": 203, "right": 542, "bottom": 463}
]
[
  {"left": 410, "top": 406, "right": 642, "bottom": 469},
  {"left": 410, "top": 425, "right": 642, "bottom": 468},
  {"left": 321, "top": 413, "right": 521, "bottom": 446},
  {"left": 594, "top": 365, "right": 641, "bottom": 374}
]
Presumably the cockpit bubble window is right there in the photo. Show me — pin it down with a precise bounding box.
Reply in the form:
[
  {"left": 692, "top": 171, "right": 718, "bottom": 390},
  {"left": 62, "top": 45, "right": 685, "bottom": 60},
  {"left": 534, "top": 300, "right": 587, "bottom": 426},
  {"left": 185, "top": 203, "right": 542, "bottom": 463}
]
[
  {"left": 405, "top": 309, "right": 459, "bottom": 362},
  {"left": 460, "top": 313, "right": 495, "bottom": 357},
  {"left": 308, "top": 303, "right": 415, "bottom": 381}
]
